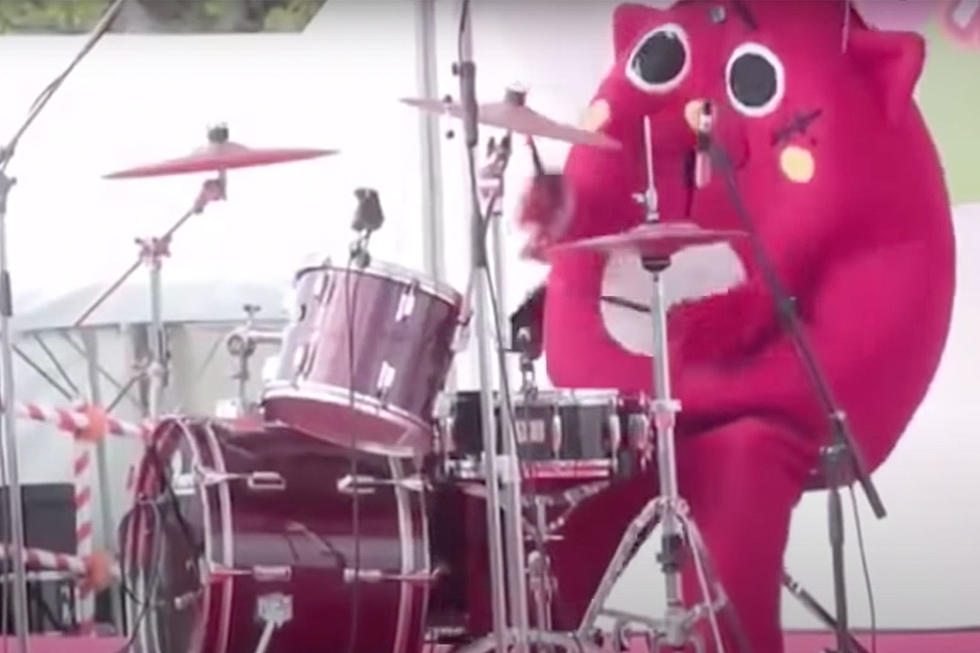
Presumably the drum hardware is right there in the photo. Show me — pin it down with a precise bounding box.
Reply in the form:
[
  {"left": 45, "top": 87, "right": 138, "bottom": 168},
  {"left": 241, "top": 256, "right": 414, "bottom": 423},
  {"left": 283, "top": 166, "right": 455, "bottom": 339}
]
[
  {"left": 170, "top": 467, "right": 286, "bottom": 495},
  {"left": 253, "top": 592, "right": 293, "bottom": 653},
  {"left": 550, "top": 117, "right": 752, "bottom": 653},
  {"left": 706, "top": 135, "right": 885, "bottom": 653},
  {"left": 75, "top": 161, "right": 229, "bottom": 419},
  {"left": 782, "top": 571, "right": 871, "bottom": 653},
  {"left": 225, "top": 304, "right": 282, "bottom": 413},
  {"left": 342, "top": 567, "right": 443, "bottom": 584},
  {"left": 209, "top": 564, "right": 292, "bottom": 583},
  {"left": 350, "top": 187, "right": 384, "bottom": 269},
  {"left": 0, "top": 6, "right": 130, "bottom": 644},
  {"left": 336, "top": 473, "right": 428, "bottom": 495}
]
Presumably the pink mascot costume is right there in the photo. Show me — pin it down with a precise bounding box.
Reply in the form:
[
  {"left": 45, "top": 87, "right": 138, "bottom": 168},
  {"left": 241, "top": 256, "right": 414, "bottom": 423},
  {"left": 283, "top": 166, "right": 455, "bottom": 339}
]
[{"left": 506, "top": 0, "right": 956, "bottom": 651}]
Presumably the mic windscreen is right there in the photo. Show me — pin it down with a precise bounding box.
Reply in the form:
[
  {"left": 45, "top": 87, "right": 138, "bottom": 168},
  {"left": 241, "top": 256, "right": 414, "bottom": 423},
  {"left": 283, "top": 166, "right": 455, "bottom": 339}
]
[{"left": 352, "top": 188, "right": 384, "bottom": 232}]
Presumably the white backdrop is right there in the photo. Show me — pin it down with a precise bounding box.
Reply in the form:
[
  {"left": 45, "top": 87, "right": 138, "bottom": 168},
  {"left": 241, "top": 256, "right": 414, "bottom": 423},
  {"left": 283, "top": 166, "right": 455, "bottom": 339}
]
[{"left": 0, "top": 0, "right": 977, "bottom": 632}]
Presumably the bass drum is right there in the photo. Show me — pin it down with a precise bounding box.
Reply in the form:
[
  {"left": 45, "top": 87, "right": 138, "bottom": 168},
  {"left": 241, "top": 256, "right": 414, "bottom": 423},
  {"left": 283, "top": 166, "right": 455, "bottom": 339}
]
[{"left": 121, "top": 417, "right": 431, "bottom": 653}]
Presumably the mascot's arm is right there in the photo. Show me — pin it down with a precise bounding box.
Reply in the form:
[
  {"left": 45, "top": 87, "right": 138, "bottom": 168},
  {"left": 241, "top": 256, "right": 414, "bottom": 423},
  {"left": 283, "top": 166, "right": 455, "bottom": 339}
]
[{"left": 673, "top": 238, "right": 951, "bottom": 469}]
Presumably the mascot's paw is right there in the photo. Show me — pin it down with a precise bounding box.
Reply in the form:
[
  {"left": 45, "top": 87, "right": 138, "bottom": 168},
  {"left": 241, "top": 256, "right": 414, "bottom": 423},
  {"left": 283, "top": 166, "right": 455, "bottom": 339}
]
[
  {"left": 516, "top": 173, "right": 573, "bottom": 260},
  {"left": 670, "top": 280, "right": 778, "bottom": 362}
]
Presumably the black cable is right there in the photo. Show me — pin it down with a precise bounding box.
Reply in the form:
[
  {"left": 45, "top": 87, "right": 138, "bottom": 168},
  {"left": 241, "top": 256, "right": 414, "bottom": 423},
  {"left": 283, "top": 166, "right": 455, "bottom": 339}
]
[
  {"left": 113, "top": 497, "right": 164, "bottom": 653},
  {"left": 849, "top": 485, "right": 877, "bottom": 652},
  {"left": 343, "top": 255, "right": 363, "bottom": 653}
]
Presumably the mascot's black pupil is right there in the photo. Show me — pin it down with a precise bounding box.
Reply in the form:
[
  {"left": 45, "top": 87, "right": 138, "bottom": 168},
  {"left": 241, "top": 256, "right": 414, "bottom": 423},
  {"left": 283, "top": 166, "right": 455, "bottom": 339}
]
[
  {"left": 631, "top": 32, "right": 686, "bottom": 84},
  {"left": 729, "top": 53, "right": 777, "bottom": 107}
]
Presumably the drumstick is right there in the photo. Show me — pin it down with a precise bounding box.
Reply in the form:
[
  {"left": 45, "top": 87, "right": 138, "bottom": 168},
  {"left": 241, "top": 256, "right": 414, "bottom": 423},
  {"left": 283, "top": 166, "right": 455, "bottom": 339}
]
[{"left": 527, "top": 136, "right": 545, "bottom": 176}]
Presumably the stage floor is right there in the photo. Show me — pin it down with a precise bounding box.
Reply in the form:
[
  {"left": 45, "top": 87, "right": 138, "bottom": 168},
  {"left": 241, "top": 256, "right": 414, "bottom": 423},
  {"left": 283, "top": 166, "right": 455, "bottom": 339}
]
[{"left": 5, "top": 629, "right": 980, "bottom": 652}]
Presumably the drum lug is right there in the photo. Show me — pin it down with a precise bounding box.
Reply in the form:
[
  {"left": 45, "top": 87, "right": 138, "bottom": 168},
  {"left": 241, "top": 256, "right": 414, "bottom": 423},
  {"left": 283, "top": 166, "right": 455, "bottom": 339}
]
[
  {"left": 337, "top": 473, "right": 427, "bottom": 494},
  {"left": 375, "top": 361, "right": 397, "bottom": 400},
  {"left": 395, "top": 281, "right": 419, "bottom": 321},
  {"left": 451, "top": 317, "right": 471, "bottom": 352},
  {"left": 171, "top": 472, "right": 197, "bottom": 496},
  {"left": 209, "top": 563, "right": 292, "bottom": 583},
  {"left": 607, "top": 412, "right": 622, "bottom": 470},
  {"left": 551, "top": 413, "right": 563, "bottom": 457},
  {"left": 343, "top": 567, "right": 443, "bottom": 584},
  {"left": 195, "top": 465, "right": 287, "bottom": 492},
  {"left": 337, "top": 474, "right": 376, "bottom": 495}
]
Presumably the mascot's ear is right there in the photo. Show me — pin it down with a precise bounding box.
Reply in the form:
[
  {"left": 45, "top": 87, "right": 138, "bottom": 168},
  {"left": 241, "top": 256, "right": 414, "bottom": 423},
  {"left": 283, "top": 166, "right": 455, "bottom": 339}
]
[
  {"left": 613, "top": 3, "right": 665, "bottom": 58},
  {"left": 847, "top": 27, "right": 925, "bottom": 125}
]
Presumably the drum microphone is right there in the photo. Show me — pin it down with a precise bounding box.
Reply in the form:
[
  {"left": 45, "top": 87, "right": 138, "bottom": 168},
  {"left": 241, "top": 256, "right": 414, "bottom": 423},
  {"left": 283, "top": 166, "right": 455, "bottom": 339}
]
[
  {"left": 694, "top": 101, "right": 713, "bottom": 189},
  {"left": 352, "top": 188, "right": 384, "bottom": 233},
  {"left": 350, "top": 188, "right": 383, "bottom": 268}
]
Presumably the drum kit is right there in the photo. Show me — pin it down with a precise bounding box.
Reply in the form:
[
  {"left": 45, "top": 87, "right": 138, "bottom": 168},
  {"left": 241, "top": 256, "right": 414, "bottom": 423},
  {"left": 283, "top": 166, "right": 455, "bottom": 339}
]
[
  {"left": 0, "top": 3, "right": 878, "bottom": 653},
  {"left": 104, "top": 53, "right": 753, "bottom": 653}
]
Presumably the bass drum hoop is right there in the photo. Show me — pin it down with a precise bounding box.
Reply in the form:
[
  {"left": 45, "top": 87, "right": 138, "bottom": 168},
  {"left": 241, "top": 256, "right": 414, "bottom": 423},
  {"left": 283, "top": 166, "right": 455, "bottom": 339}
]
[{"left": 125, "top": 417, "right": 236, "bottom": 653}]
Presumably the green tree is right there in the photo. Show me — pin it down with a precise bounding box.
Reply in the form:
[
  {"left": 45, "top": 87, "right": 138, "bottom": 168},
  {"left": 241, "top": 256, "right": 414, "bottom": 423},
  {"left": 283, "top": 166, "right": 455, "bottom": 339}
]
[{"left": 0, "top": 0, "right": 325, "bottom": 34}]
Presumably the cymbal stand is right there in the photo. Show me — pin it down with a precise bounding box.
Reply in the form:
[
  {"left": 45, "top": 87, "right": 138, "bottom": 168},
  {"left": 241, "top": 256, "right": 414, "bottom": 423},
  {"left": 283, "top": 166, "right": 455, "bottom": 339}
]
[
  {"left": 575, "top": 116, "right": 741, "bottom": 653},
  {"left": 0, "top": 2, "right": 127, "bottom": 648},
  {"left": 73, "top": 171, "right": 227, "bottom": 419},
  {"left": 454, "top": 1, "right": 530, "bottom": 650}
]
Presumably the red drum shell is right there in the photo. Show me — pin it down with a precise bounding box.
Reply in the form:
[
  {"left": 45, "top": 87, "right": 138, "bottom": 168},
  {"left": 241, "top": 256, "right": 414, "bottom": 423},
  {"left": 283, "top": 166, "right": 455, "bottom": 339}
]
[
  {"left": 121, "top": 417, "right": 430, "bottom": 653},
  {"left": 263, "top": 261, "right": 462, "bottom": 458}
]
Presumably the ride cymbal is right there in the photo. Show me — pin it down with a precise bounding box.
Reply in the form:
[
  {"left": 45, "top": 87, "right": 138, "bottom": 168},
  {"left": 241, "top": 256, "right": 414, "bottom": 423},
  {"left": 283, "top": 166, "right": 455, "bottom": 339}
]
[{"left": 401, "top": 87, "right": 621, "bottom": 150}]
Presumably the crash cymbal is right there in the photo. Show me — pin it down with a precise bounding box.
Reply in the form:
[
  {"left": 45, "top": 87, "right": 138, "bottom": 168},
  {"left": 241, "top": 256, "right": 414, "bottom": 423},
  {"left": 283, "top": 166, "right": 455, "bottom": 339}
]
[
  {"left": 104, "top": 126, "right": 337, "bottom": 179},
  {"left": 547, "top": 221, "right": 745, "bottom": 259},
  {"left": 401, "top": 87, "right": 621, "bottom": 150}
]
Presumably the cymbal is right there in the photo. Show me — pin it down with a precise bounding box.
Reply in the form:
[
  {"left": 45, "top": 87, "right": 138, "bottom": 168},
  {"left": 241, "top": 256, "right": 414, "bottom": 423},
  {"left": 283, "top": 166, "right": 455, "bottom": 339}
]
[
  {"left": 547, "top": 221, "right": 746, "bottom": 259},
  {"left": 104, "top": 139, "right": 337, "bottom": 179},
  {"left": 401, "top": 88, "right": 621, "bottom": 150}
]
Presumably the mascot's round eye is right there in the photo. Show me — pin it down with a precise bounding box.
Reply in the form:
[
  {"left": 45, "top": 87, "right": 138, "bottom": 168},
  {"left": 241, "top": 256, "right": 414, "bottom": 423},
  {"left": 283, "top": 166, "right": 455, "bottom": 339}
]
[
  {"left": 626, "top": 23, "right": 690, "bottom": 93},
  {"left": 726, "top": 42, "right": 785, "bottom": 117}
]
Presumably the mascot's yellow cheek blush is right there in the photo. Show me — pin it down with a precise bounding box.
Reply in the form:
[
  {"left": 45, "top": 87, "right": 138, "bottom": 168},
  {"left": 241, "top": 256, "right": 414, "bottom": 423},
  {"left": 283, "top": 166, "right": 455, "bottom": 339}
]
[
  {"left": 780, "top": 145, "right": 816, "bottom": 183},
  {"left": 579, "top": 99, "right": 611, "bottom": 133}
]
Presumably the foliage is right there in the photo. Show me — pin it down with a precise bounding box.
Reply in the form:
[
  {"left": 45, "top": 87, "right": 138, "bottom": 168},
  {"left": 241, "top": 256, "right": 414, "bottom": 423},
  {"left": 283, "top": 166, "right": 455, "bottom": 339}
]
[{"left": 0, "top": 0, "right": 326, "bottom": 34}]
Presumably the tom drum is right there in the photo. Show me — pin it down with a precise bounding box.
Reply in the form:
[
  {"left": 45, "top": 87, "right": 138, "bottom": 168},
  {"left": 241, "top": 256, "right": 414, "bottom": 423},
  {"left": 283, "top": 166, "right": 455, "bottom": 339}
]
[{"left": 262, "top": 259, "right": 463, "bottom": 458}]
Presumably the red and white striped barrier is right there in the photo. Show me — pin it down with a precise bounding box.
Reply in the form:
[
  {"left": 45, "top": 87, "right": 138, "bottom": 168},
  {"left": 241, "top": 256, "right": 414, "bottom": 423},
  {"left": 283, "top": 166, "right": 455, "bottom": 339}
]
[
  {"left": 10, "top": 399, "right": 155, "bottom": 633},
  {"left": 74, "top": 441, "right": 96, "bottom": 634},
  {"left": 0, "top": 545, "right": 119, "bottom": 589},
  {"left": 13, "top": 401, "right": 154, "bottom": 442}
]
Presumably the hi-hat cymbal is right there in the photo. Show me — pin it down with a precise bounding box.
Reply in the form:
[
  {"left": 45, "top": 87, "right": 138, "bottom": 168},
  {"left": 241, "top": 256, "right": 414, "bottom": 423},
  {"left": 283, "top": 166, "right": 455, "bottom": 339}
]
[
  {"left": 104, "top": 126, "right": 337, "bottom": 179},
  {"left": 547, "top": 221, "right": 746, "bottom": 259},
  {"left": 401, "top": 87, "right": 621, "bottom": 150}
]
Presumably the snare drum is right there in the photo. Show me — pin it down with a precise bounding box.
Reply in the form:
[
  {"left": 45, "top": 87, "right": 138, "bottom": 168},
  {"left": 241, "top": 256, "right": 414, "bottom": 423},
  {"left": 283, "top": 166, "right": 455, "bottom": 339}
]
[
  {"left": 262, "top": 259, "right": 463, "bottom": 458},
  {"left": 121, "top": 417, "right": 431, "bottom": 653},
  {"left": 436, "top": 389, "right": 651, "bottom": 481}
]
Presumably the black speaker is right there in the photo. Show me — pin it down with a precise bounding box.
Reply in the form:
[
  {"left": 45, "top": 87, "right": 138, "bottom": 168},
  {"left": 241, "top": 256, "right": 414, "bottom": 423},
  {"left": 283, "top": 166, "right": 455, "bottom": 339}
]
[{"left": 0, "top": 483, "right": 78, "bottom": 633}]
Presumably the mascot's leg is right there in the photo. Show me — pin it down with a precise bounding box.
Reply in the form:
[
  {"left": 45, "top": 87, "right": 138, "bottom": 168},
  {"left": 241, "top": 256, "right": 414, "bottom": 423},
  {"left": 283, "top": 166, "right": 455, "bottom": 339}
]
[{"left": 546, "top": 416, "right": 819, "bottom": 653}]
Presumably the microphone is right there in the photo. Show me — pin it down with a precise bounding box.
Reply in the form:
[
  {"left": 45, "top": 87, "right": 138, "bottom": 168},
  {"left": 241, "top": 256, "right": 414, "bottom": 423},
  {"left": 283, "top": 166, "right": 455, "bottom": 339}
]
[
  {"left": 694, "top": 101, "right": 713, "bottom": 189},
  {"left": 350, "top": 188, "right": 383, "bottom": 269},
  {"left": 351, "top": 188, "right": 384, "bottom": 233}
]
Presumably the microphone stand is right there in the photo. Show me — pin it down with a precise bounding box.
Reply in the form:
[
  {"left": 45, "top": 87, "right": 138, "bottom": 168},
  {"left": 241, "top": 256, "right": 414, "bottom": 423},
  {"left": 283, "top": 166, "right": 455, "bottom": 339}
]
[
  {"left": 0, "top": 1, "right": 127, "bottom": 649},
  {"left": 707, "top": 143, "right": 885, "bottom": 653},
  {"left": 455, "top": 2, "right": 530, "bottom": 651}
]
